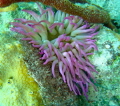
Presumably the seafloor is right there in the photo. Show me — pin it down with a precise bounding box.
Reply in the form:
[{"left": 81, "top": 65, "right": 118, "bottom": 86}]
[{"left": 0, "top": 0, "right": 120, "bottom": 106}]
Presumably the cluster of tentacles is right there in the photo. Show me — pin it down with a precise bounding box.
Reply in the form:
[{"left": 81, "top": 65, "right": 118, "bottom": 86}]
[{"left": 10, "top": 3, "right": 99, "bottom": 98}]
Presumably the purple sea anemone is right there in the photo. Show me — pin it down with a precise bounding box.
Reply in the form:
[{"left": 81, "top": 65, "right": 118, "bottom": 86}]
[{"left": 10, "top": 3, "right": 99, "bottom": 98}]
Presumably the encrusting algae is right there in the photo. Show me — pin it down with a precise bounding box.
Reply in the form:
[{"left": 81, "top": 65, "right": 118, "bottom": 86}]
[
  {"left": 0, "top": 33, "right": 44, "bottom": 106},
  {"left": 0, "top": 4, "right": 18, "bottom": 12}
]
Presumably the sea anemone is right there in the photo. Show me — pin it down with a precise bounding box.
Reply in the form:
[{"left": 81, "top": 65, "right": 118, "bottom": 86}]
[{"left": 10, "top": 2, "right": 99, "bottom": 98}]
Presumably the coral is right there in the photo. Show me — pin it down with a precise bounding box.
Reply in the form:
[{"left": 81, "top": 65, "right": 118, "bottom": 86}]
[
  {"left": 0, "top": 4, "right": 18, "bottom": 12},
  {"left": 0, "top": 33, "right": 44, "bottom": 106},
  {"left": 0, "top": 0, "right": 116, "bottom": 30},
  {"left": 88, "top": 27, "right": 120, "bottom": 105},
  {"left": 11, "top": 3, "right": 99, "bottom": 98}
]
